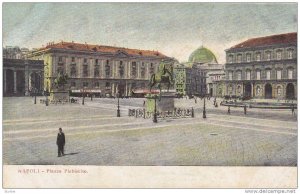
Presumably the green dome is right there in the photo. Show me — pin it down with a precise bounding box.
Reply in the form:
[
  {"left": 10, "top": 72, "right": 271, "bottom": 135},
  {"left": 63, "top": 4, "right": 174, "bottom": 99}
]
[{"left": 188, "top": 46, "right": 218, "bottom": 64}]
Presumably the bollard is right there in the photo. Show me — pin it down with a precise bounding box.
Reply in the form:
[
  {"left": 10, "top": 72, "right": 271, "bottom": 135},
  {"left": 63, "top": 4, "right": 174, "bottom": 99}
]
[
  {"left": 244, "top": 105, "right": 247, "bottom": 115},
  {"left": 143, "top": 109, "right": 146, "bottom": 119},
  {"left": 34, "top": 95, "right": 37, "bottom": 104},
  {"left": 228, "top": 106, "right": 231, "bottom": 114}
]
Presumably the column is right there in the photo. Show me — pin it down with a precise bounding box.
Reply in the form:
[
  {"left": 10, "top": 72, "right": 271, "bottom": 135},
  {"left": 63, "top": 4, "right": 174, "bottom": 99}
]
[
  {"left": 128, "top": 61, "right": 131, "bottom": 79},
  {"left": 125, "top": 81, "right": 128, "bottom": 96},
  {"left": 101, "top": 60, "right": 105, "bottom": 78},
  {"left": 251, "top": 83, "right": 254, "bottom": 97},
  {"left": 111, "top": 82, "right": 115, "bottom": 96},
  {"left": 3, "top": 69, "right": 7, "bottom": 94},
  {"left": 25, "top": 65, "right": 29, "bottom": 96},
  {"left": 13, "top": 70, "right": 17, "bottom": 94},
  {"left": 90, "top": 58, "right": 94, "bottom": 78}
]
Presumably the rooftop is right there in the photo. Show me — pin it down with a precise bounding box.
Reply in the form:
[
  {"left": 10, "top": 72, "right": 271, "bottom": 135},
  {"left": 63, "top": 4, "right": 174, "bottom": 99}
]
[
  {"left": 229, "top": 32, "right": 297, "bottom": 49},
  {"left": 35, "top": 41, "right": 168, "bottom": 58}
]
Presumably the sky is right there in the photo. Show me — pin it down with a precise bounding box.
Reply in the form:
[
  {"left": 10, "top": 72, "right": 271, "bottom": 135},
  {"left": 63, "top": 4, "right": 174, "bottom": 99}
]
[{"left": 3, "top": 2, "right": 297, "bottom": 63}]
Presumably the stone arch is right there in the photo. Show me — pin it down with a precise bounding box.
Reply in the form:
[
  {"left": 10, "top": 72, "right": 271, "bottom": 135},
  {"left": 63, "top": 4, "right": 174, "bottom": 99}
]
[
  {"left": 265, "top": 83, "right": 272, "bottom": 99},
  {"left": 286, "top": 83, "right": 295, "bottom": 100}
]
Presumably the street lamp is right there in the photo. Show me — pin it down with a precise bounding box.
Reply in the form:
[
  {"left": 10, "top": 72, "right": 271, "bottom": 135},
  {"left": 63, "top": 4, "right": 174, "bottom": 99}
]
[
  {"left": 153, "top": 95, "right": 158, "bottom": 123},
  {"left": 82, "top": 88, "right": 85, "bottom": 105},
  {"left": 117, "top": 92, "right": 121, "bottom": 117},
  {"left": 45, "top": 89, "right": 49, "bottom": 106},
  {"left": 203, "top": 95, "right": 206, "bottom": 118},
  {"left": 34, "top": 88, "right": 37, "bottom": 104}
]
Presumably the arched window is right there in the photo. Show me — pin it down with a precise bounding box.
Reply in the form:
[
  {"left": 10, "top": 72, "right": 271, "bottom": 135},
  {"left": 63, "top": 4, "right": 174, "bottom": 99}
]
[
  {"left": 228, "top": 71, "right": 233, "bottom": 80},
  {"left": 246, "top": 70, "right": 251, "bottom": 80},
  {"left": 288, "top": 68, "right": 293, "bottom": 79},
  {"left": 266, "top": 69, "right": 271, "bottom": 80},
  {"left": 276, "top": 69, "right": 282, "bottom": 80},
  {"left": 228, "top": 55, "right": 233, "bottom": 63},
  {"left": 287, "top": 49, "right": 293, "bottom": 59},
  {"left": 276, "top": 50, "right": 282, "bottom": 60},
  {"left": 256, "top": 69, "right": 261, "bottom": 80},
  {"left": 246, "top": 53, "right": 251, "bottom": 62},
  {"left": 237, "top": 54, "right": 242, "bottom": 63},
  {"left": 236, "top": 70, "right": 242, "bottom": 80},
  {"left": 256, "top": 52, "right": 261, "bottom": 61}
]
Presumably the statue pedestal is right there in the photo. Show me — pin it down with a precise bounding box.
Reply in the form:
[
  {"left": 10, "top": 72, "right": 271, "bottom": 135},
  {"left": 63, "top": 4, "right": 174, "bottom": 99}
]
[
  {"left": 146, "top": 92, "right": 176, "bottom": 112},
  {"left": 50, "top": 88, "right": 69, "bottom": 101}
]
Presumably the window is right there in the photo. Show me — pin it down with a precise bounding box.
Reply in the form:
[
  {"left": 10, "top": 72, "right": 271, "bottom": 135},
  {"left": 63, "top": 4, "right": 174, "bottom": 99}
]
[
  {"left": 83, "top": 65, "right": 88, "bottom": 77},
  {"left": 246, "top": 54, "right": 251, "bottom": 62},
  {"left": 276, "top": 70, "right": 282, "bottom": 80},
  {"left": 105, "top": 60, "right": 110, "bottom": 77},
  {"left": 228, "top": 55, "right": 233, "bottom": 63},
  {"left": 256, "top": 70, "right": 261, "bottom": 80},
  {"left": 71, "top": 57, "right": 75, "bottom": 62},
  {"left": 256, "top": 53, "right": 261, "bottom": 61},
  {"left": 84, "top": 58, "right": 88, "bottom": 63},
  {"left": 287, "top": 50, "right": 293, "bottom": 59},
  {"left": 228, "top": 71, "right": 233, "bottom": 80},
  {"left": 149, "top": 63, "right": 154, "bottom": 75},
  {"left": 237, "top": 71, "right": 242, "bottom": 80},
  {"left": 57, "top": 65, "right": 64, "bottom": 74},
  {"left": 58, "top": 56, "right": 63, "bottom": 62},
  {"left": 119, "top": 61, "right": 124, "bottom": 78},
  {"left": 94, "top": 64, "right": 100, "bottom": 77},
  {"left": 83, "top": 82, "right": 89, "bottom": 88},
  {"left": 131, "top": 62, "right": 137, "bottom": 78},
  {"left": 105, "top": 82, "right": 110, "bottom": 88},
  {"left": 266, "top": 52, "right": 271, "bottom": 61},
  {"left": 95, "top": 59, "right": 99, "bottom": 65},
  {"left": 266, "top": 70, "right": 271, "bottom": 80},
  {"left": 237, "top": 54, "right": 242, "bottom": 63},
  {"left": 140, "top": 62, "right": 145, "bottom": 78},
  {"left": 70, "top": 65, "right": 76, "bottom": 77},
  {"left": 71, "top": 82, "right": 76, "bottom": 87},
  {"left": 288, "top": 69, "right": 293, "bottom": 79},
  {"left": 246, "top": 70, "right": 251, "bottom": 80},
  {"left": 276, "top": 51, "right": 282, "bottom": 60},
  {"left": 94, "top": 82, "right": 100, "bottom": 88}
]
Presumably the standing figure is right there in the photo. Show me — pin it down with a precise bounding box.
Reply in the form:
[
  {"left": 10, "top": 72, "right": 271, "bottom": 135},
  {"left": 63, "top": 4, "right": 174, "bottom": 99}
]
[{"left": 56, "top": 128, "right": 65, "bottom": 157}]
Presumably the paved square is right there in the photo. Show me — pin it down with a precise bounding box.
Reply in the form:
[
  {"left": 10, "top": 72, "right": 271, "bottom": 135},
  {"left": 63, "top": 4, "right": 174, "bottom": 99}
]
[{"left": 3, "top": 97, "right": 297, "bottom": 166}]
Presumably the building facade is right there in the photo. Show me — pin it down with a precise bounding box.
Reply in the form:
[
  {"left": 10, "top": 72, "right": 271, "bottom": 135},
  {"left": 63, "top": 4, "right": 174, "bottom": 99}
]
[
  {"left": 3, "top": 46, "right": 30, "bottom": 59},
  {"left": 224, "top": 32, "right": 297, "bottom": 99},
  {"left": 27, "top": 41, "right": 173, "bottom": 96},
  {"left": 3, "top": 59, "right": 44, "bottom": 96}
]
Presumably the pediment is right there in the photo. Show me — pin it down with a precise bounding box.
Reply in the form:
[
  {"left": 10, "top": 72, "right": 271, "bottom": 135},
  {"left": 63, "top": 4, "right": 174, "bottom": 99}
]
[{"left": 115, "top": 50, "right": 129, "bottom": 58}]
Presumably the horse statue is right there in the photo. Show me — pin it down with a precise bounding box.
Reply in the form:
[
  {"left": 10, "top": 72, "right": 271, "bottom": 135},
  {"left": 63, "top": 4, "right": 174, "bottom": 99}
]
[
  {"left": 54, "top": 72, "right": 68, "bottom": 89},
  {"left": 149, "top": 61, "right": 174, "bottom": 100}
]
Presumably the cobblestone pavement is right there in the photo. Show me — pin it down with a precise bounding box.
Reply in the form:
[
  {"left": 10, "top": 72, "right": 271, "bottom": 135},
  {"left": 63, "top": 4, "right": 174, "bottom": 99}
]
[{"left": 3, "top": 97, "right": 297, "bottom": 166}]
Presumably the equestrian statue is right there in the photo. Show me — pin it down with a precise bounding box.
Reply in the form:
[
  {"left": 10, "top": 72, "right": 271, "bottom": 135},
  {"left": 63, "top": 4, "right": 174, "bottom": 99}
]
[
  {"left": 149, "top": 60, "right": 174, "bottom": 100},
  {"left": 54, "top": 72, "right": 69, "bottom": 90}
]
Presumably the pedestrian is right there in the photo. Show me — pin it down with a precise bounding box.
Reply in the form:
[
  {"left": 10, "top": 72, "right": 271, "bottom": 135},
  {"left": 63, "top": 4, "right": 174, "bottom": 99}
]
[
  {"left": 143, "top": 100, "right": 145, "bottom": 106},
  {"left": 56, "top": 128, "right": 65, "bottom": 157},
  {"left": 291, "top": 105, "right": 295, "bottom": 116}
]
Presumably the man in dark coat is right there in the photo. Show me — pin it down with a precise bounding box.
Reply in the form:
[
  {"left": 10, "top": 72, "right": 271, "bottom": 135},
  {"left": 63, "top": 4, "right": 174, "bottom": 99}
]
[{"left": 56, "top": 128, "right": 65, "bottom": 157}]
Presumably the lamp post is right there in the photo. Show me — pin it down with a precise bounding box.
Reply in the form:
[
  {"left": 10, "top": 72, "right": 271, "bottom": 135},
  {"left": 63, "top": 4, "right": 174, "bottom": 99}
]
[
  {"left": 117, "top": 92, "right": 121, "bottom": 117},
  {"left": 82, "top": 88, "right": 85, "bottom": 105},
  {"left": 153, "top": 95, "right": 158, "bottom": 123},
  {"left": 34, "top": 89, "right": 37, "bottom": 104},
  {"left": 203, "top": 95, "right": 206, "bottom": 118},
  {"left": 45, "top": 89, "right": 49, "bottom": 106}
]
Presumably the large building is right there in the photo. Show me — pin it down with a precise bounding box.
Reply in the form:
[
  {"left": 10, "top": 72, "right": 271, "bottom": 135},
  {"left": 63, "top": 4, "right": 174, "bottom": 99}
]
[
  {"left": 3, "top": 58, "right": 44, "bottom": 96},
  {"left": 184, "top": 46, "right": 224, "bottom": 97},
  {"left": 27, "top": 41, "right": 174, "bottom": 97},
  {"left": 223, "top": 32, "right": 297, "bottom": 99},
  {"left": 3, "top": 46, "right": 30, "bottom": 59}
]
